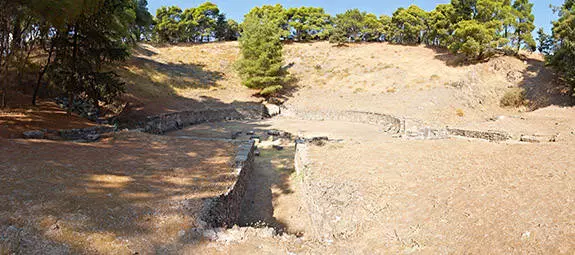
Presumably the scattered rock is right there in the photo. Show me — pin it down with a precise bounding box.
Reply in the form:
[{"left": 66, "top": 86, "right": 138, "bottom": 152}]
[
  {"left": 84, "top": 134, "right": 101, "bottom": 142},
  {"left": 246, "top": 131, "right": 255, "bottom": 135},
  {"left": 23, "top": 130, "right": 45, "bottom": 139},
  {"left": 231, "top": 131, "right": 243, "bottom": 139},
  {"left": 272, "top": 145, "right": 284, "bottom": 151},
  {"left": 520, "top": 135, "right": 541, "bottom": 143},
  {"left": 506, "top": 71, "right": 523, "bottom": 82},
  {"left": 267, "top": 97, "right": 284, "bottom": 105},
  {"left": 488, "top": 116, "right": 506, "bottom": 121},
  {"left": 308, "top": 136, "right": 329, "bottom": 146},
  {"left": 267, "top": 130, "right": 281, "bottom": 136},
  {"left": 264, "top": 103, "right": 281, "bottom": 117},
  {"left": 254, "top": 150, "right": 261, "bottom": 156}
]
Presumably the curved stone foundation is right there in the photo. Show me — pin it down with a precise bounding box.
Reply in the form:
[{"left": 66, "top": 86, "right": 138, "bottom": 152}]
[
  {"left": 144, "top": 104, "right": 280, "bottom": 134},
  {"left": 286, "top": 109, "right": 403, "bottom": 134}
]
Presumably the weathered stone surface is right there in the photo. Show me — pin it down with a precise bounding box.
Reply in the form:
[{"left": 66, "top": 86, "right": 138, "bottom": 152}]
[
  {"left": 263, "top": 103, "right": 281, "bottom": 117},
  {"left": 23, "top": 130, "right": 45, "bottom": 139},
  {"left": 447, "top": 128, "right": 510, "bottom": 142},
  {"left": 144, "top": 105, "right": 266, "bottom": 134},
  {"left": 287, "top": 109, "right": 402, "bottom": 134},
  {"left": 520, "top": 135, "right": 541, "bottom": 143},
  {"left": 204, "top": 140, "right": 255, "bottom": 228},
  {"left": 59, "top": 126, "right": 115, "bottom": 141}
]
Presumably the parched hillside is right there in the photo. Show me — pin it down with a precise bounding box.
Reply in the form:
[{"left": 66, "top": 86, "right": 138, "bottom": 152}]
[{"left": 119, "top": 41, "right": 571, "bottom": 127}]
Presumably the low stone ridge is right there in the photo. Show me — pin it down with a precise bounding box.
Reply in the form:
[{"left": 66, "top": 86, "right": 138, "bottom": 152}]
[
  {"left": 447, "top": 128, "right": 510, "bottom": 142},
  {"left": 287, "top": 110, "right": 402, "bottom": 134},
  {"left": 22, "top": 130, "right": 45, "bottom": 139},
  {"left": 145, "top": 104, "right": 281, "bottom": 134},
  {"left": 22, "top": 126, "right": 114, "bottom": 141},
  {"left": 58, "top": 126, "right": 115, "bottom": 141},
  {"left": 204, "top": 140, "right": 256, "bottom": 228}
]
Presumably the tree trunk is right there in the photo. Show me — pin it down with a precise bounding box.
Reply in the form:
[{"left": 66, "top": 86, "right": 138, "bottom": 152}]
[
  {"left": 32, "top": 41, "right": 54, "bottom": 106},
  {"left": 70, "top": 22, "right": 79, "bottom": 116}
]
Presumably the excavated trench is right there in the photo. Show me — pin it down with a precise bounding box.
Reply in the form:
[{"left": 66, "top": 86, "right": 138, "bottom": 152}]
[{"left": 159, "top": 108, "right": 542, "bottom": 241}]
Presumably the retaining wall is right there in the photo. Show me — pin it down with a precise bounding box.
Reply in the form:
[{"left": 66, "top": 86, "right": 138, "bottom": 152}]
[
  {"left": 287, "top": 110, "right": 402, "bottom": 134},
  {"left": 59, "top": 126, "right": 115, "bottom": 140},
  {"left": 447, "top": 128, "right": 511, "bottom": 142},
  {"left": 204, "top": 140, "right": 256, "bottom": 228},
  {"left": 144, "top": 104, "right": 280, "bottom": 134}
]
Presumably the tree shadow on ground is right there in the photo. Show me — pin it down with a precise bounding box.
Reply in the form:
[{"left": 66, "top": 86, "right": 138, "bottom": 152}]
[
  {"left": 428, "top": 45, "right": 484, "bottom": 67},
  {"left": 0, "top": 133, "right": 241, "bottom": 254},
  {"left": 519, "top": 58, "right": 573, "bottom": 110}
]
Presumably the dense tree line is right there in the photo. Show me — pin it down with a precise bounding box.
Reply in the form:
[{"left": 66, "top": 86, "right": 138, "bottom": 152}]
[
  {"left": 237, "top": 1, "right": 537, "bottom": 60},
  {"left": 235, "top": 0, "right": 538, "bottom": 95},
  {"left": 0, "top": 0, "right": 153, "bottom": 108},
  {"left": 542, "top": 0, "right": 575, "bottom": 97},
  {"left": 153, "top": 2, "right": 239, "bottom": 43}
]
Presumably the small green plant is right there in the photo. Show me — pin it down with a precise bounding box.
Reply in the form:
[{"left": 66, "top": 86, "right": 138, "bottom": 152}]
[
  {"left": 500, "top": 88, "right": 528, "bottom": 107},
  {"left": 353, "top": 88, "right": 365, "bottom": 93},
  {"left": 430, "top": 74, "right": 440, "bottom": 80},
  {"left": 386, "top": 87, "right": 397, "bottom": 93}
]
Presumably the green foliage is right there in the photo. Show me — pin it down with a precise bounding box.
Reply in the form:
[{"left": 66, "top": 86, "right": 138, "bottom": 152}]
[
  {"left": 449, "top": 20, "right": 497, "bottom": 59},
  {"left": 221, "top": 19, "right": 239, "bottom": 41},
  {"left": 243, "top": 4, "right": 289, "bottom": 38},
  {"left": 154, "top": 6, "right": 183, "bottom": 43},
  {"left": 537, "top": 28, "right": 553, "bottom": 54},
  {"left": 236, "top": 9, "right": 286, "bottom": 96},
  {"left": 153, "top": 2, "right": 236, "bottom": 43},
  {"left": 428, "top": 4, "right": 457, "bottom": 46},
  {"left": 330, "top": 9, "right": 383, "bottom": 43},
  {"left": 390, "top": 5, "right": 428, "bottom": 44},
  {"left": 513, "top": 0, "right": 536, "bottom": 51},
  {"left": 0, "top": 0, "right": 144, "bottom": 107},
  {"left": 286, "top": 7, "right": 331, "bottom": 41},
  {"left": 47, "top": 0, "right": 132, "bottom": 105},
  {"left": 548, "top": 0, "right": 575, "bottom": 97}
]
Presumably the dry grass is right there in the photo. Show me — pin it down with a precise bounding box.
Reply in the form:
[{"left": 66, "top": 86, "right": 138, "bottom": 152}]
[
  {"left": 456, "top": 108, "right": 465, "bottom": 117},
  {"left": 500, "top": 87, "right": 528, "bottom": 107}
]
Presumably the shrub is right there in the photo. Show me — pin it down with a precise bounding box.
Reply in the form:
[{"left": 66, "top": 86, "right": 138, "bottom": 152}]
[
  {"left": 260, "top": 85, "right": 283, "bottom": 96},
  {"left": 500, "top": 88, "right": 527, "bottom": 107}
]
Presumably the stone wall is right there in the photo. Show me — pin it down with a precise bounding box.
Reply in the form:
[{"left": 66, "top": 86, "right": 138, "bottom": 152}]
[
  {"left": 59, "top": 126, "right": 116, "bottom": 141},
  {"left": 286, "top": 110, "right": 402, "bottom": 134},
  {"left": 447, "top": 128, "right": 511, "bottom": 142},
  {"left": 144, "top": 104, "right": 280, "bottom": 134},
  {"left": 204, "top": 140, "right": 256, "bottom": 228}
]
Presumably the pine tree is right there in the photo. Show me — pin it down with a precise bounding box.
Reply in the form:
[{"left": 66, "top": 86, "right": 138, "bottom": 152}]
[
  {"left": 236, "top": 9, "right": 286, "bottom": 96},
  {"left": 512, "top": 0, "right": 536, "bottom": 52},
  {"left": 536, "top": 28, "right": 553, "bottom": 55}
]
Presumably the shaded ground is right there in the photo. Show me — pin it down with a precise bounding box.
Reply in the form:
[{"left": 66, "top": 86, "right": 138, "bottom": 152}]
[
  {"left": 0, "top": 132, "right": 235, "bottom": 254},
  {"left": 115, "top": 43, "right": 259, "bottom": 127},
  {"left": 0, "top": 93, "right": 97, "bottom": 139}
]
